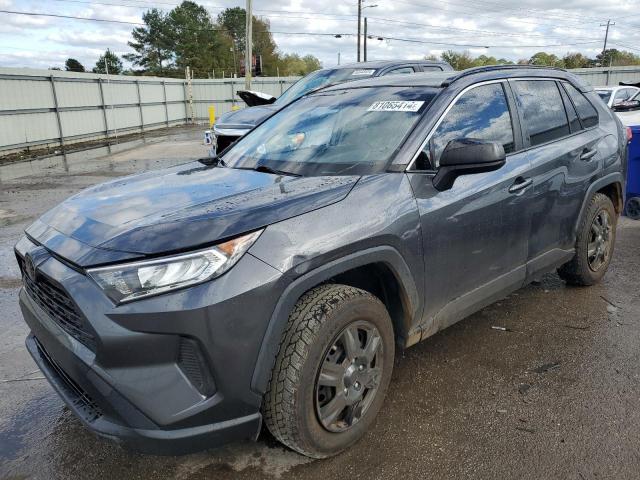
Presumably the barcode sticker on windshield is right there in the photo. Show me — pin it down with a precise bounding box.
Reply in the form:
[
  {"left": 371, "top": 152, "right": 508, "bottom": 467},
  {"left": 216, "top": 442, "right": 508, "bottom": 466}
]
[
  {"left": 351, "top": 69, "right": 375, "bottom": 76},
  {"left": 367, "top": 100, "right": 425, "bottom": 112}
]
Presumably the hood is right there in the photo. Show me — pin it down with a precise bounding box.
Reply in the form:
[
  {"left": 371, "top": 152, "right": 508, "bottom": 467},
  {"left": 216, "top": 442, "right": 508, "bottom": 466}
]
[
  {"left": 27, "top": 162, "right": 359, "bottom": 266},
  {"left": 237, "top": 90, "right": 277, "bottom": 107},
  {"left": 216, "top": 104, "right": 280, "bottom": 129}
]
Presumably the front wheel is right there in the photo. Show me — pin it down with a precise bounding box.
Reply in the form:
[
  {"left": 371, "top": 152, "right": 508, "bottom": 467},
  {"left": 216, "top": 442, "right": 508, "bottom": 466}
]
[
  {"left": 263, "top": 284, "right": 395, "bottom": 458},
  {"left": 558, "top": 192, "right": 617, "bottom": 286}
]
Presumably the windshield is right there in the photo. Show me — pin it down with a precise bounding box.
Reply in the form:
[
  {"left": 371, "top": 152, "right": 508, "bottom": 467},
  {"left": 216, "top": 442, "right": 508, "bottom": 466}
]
[
  {"left": 223, "top": 86, "right": 439, "bottom": 176},
  {"left": 274, "top": 68, "right": 378, "bottom": 106},
  {"left": 596, "top": 90, "right": 612, "bottom": 103}
]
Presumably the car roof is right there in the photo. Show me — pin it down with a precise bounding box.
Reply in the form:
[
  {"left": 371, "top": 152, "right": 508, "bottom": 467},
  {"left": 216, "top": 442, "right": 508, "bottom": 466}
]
[
  {"left": 320, "top": 65, "right": 593, "bottom": 93},
  {"left": 325, "top": 59, "right": 451, "bottom": 70}
]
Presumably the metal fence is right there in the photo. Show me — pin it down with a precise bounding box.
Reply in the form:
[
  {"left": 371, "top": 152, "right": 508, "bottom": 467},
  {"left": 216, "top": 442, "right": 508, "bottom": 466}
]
[
  {"left": 1, "top": 65, "right": 640, "bottom": 156},
  {"left": 0, "top": 67, "right": 298, "bottom": 155}
]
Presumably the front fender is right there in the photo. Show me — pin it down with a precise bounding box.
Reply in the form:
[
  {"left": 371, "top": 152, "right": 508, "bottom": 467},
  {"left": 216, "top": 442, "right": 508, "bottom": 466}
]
[{"left": 250, "top": 245, "right": 420, "bottom": 395}]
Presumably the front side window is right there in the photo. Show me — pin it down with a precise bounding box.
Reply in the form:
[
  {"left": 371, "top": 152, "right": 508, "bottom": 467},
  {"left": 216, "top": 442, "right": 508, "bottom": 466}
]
[
  {"left": 418, "top": 83, "right": 515, "bottom": 169},
  {"left": 563, "top": 83, "right": 598, "bottom": 128},
  {"left": 223, "top": 86, "right": 440, "bottom": 176},
  {"left": 512, "top": 80, "right": 570, "bottom": 147},
  {"left": 613, "top": 89, "right": 630, "bottom": 104}
]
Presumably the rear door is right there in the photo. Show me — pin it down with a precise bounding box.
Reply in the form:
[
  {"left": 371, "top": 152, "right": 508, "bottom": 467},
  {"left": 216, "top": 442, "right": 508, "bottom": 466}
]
[
  {"left": 510, "top": 79, "right": 602, "bottom": 279},
  {"left": 407, "top": 81, "right": 532, "bottom": 334}
]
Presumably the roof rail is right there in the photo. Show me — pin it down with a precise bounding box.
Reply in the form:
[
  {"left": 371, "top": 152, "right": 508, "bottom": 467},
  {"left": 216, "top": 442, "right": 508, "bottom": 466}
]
[{"left": 440, "top": 64, "right": 568, "bottom": 87}]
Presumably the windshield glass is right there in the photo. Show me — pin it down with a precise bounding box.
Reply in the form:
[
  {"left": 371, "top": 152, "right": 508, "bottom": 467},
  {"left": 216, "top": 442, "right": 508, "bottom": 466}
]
[
  {"left": 274, "top": 68, "right": 378, "bottom": 106},
  {"left": 223, "top": 86, "right": 439, "bottom": 176},
  {"left": 596, "top": 90, "right": 612, "bottom": 103}
]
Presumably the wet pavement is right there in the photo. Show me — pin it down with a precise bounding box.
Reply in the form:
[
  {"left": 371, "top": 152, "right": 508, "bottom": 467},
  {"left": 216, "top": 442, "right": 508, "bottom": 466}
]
[{"left": 1, "top": 130, "right": 640, "bottom": 479}]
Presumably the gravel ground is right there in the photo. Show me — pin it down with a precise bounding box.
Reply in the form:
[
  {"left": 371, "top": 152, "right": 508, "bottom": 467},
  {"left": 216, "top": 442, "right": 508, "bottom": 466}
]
[{"left": 1, "top": 130, "right": 639, "bottom": 479}]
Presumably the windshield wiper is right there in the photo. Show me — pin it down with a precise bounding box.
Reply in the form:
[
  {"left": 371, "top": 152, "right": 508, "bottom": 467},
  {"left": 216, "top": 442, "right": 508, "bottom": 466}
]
[{"left": 252, "top": 164, "right": 300, "bottom": 177}]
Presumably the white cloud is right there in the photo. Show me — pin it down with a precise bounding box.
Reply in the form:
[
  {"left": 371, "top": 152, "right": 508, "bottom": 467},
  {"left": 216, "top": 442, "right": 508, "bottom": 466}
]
[{"left": 1, "top": 0, "right": 639, "bottom": 71}]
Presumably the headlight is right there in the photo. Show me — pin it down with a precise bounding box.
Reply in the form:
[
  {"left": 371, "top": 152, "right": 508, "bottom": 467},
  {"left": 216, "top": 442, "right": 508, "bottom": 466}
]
[{"left": 87, "top": 230, "right": 262, "bottom": 303}]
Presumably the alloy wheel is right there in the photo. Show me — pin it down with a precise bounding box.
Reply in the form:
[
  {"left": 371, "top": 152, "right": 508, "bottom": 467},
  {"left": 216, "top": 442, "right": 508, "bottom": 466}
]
[{"left": 588, "top": 209, "right": 612, "bottom": 271}]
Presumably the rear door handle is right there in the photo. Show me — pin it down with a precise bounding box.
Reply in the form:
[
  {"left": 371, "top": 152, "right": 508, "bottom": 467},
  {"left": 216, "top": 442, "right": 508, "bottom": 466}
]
[
  {"left": 580, "top": 148, "right": 597, "bottom": 161},
  {"left": 508, "top": 177, "right": 533, "bottom": 194}
]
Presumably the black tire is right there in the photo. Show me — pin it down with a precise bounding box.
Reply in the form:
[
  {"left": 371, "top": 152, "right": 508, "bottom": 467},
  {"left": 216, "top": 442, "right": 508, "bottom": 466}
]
[
  {"left": 263, "top": 284, "right": 395, "bottom": 458},
  {"left": 626, "top": 197, "right": 640, "bottom": 220},
  {"left": 558, "top": 192, "right": 617, "bottom": 286}
]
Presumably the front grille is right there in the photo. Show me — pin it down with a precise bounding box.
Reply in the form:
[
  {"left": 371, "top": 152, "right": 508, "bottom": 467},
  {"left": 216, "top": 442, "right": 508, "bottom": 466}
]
[
  {"left": 22, "top": 270, "right": 96, "bottom": 351},
  {"left": 35, "top": 337, "right": 103, "bottom": 423}
]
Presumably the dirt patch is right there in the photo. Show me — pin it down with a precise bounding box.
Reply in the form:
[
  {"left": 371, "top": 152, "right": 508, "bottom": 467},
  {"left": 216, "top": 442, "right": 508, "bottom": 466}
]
[{"left": 0, "top": 277, "right": 22, "bottom": 289}]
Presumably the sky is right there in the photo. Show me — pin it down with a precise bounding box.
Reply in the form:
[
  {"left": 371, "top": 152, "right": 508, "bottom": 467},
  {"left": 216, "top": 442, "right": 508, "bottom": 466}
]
[{"left": 0, "top": 0, "right": 639, "bottom": 73}]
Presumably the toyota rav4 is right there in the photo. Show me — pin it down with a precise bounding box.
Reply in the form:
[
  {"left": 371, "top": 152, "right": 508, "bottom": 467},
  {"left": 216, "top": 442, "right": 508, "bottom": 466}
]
[{"left": 16, "top": 66, "right": 627, "bottom": 458}]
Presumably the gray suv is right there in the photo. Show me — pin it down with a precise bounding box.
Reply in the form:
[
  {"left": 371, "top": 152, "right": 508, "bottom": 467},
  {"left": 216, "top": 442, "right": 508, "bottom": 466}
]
[
  {"left": 15, "top": 66, "right": 627, "bottom": 458},
  {"left": 213, "top": 59, "right": 452, "bottom": 153}
]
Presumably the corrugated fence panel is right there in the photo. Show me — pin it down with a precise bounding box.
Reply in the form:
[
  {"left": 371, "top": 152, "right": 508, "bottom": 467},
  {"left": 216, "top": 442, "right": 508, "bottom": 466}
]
[
  {"left": 60, "top": 109, "right": 105, "bottom": 137},
  {"left": 0, "top": 77, "right": 54, "bottom": 110},
  {"left": 55, "top": 80, "right": 102, "bottom": 108},
  {"left": 0, "top": 112, "right": 59, "bottom": 148},
  {"left": 3, "top": 67, "right": 640, "bottom": 155},
  {"left": 140, "top": 83, "right": 165, "bottom": 104},
  {"left": 142, "top": 104, "right": 166, "bottom": 126}
]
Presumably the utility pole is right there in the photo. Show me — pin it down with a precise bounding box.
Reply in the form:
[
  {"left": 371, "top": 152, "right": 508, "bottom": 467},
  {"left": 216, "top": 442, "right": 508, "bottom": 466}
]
[
  {"left": 338, "top": 51, "right": 341, "bottom": 65},
  {"left": 357, "top": 0, "right": 362, "bottom": 62},
  {"left": 364, "top": 18, "right": 368, "bottom": 62},
  {"left": 600, "top": 19, "right": 615, "bottom": 64},
  {"left": 245, "top": 0, "right": 253, "bottom": 90}
]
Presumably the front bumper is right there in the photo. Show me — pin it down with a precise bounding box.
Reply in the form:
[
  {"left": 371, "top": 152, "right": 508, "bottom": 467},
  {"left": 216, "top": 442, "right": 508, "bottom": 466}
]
[{"left": 16, "top": 237, "right": 283, "bottom": 455}]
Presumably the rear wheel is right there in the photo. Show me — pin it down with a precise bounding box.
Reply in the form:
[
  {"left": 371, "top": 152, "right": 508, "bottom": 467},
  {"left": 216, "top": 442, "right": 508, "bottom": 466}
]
[
  {"left": 263, "top": 284, "right": 394, "bottom": 458},
  {"left": 558, "top": 193, "right": 617, "bottom": 286},
  {"left": 626, "top": 197, "right": 640, "bottom": 220}
]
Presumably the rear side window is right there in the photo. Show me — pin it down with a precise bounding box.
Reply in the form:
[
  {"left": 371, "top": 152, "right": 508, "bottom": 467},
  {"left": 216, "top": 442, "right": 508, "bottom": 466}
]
[
  {"left": 423, "top": 66, "right": 444, "bottom": 72},
  {"left": 558, "top": 84, "right": 581, "bottom": 132},
  {"left": 563, "top": 83, "right": 598, "bottom": 128},
  {"left": 512, "top": 80, "right": 569, "bottom": 146},
  {"left": 424, "top": 82, "right": 515, "bottom": 168},
  {"left": 384, "top": 67, "right": 415, "bottom": 75}
]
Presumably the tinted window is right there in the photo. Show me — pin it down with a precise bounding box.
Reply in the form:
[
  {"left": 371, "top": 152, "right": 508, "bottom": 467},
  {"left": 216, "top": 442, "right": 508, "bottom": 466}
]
[
  {"left": 421, "top": 83, "right": 514, "bottom": 169},
  {"left": 384, "top": 67, "right": 415, "bottom": 75},
  {"left": 559, "top": 83, "right": 581, "bottom": 132},
  {"left": 563, "top": 83, "right": 598, "bottom": 128},
  {"left": 513, "top": 80, "right": 569, "bottom": 146},
  {"left": 422, "top": 66, "right": 444, "bottom": 72}
]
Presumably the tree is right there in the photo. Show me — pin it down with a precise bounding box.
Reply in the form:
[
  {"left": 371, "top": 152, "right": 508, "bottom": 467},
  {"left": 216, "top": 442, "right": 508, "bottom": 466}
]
[
  {"left": 217, "top": 7, "right": 280, "bottom": 76},
  {"left": 123, "top": 8, "right": 173, "bottom": 76},
  {"left": 93, "top": 49, "right": 124, "bottom": 74},
  {"left": 595, "top": 48, "right": 640, "bottom": 67},
  {"left": 440, "top": 50, "right": 477, "bottom": 70},
  {"left": 167, "top": 1, "right": 231, "bottom": 76},
  {"left": 65, "top": 58, "right": 85, "bottom": 72},
  {"left": 562, "top": 52, "right": 590, "bottom": 69},
  {"left": 528, "top": 52, "right": 563, "bottom": 67},
  {"left": 423, "top": 54, "right": 439, "bottom": 61},
  {"left": 276, "top": 53, "right": 322, "bottom": 76}
]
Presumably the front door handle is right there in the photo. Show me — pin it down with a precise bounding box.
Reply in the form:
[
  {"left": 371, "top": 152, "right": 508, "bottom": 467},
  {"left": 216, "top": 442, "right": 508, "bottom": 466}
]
[
  {"left": 508, "top": 177, "right": 533, "bottom": 194},
  {"left": 580, "top": 148, "right": 597, "bottom": 161}
]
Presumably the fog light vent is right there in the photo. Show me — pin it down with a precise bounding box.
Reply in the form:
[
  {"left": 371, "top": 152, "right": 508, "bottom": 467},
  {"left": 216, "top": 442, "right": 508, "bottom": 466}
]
[{"left": 177, "top": 337, "right": 216, "bottom": 397}]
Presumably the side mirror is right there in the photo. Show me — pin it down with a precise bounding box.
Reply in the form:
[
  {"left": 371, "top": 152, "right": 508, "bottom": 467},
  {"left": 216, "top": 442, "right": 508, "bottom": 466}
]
[
  {"left": 613, "top": 100, "right": 640, "bottom": 112},
  {"left": 432, "top": 139, "right": 506, "bottom": 191}
]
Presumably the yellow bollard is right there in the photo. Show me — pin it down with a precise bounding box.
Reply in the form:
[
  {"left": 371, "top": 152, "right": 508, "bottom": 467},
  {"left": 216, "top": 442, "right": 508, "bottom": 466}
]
[
  {"left": 232, "top": 105, "right": 240, "bottom": 111},
  {"left": 208, "top": 105, "right": 215, "bottom": 127}
]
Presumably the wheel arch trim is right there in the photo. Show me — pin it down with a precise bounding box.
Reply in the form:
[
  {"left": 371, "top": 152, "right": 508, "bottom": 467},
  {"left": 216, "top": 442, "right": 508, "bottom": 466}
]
[
  {"left": 574, "top": 172, "right": 624, "bottom": 237},
  {"left": 250, "top": 246, "right": 420, "bottom": 395}
]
